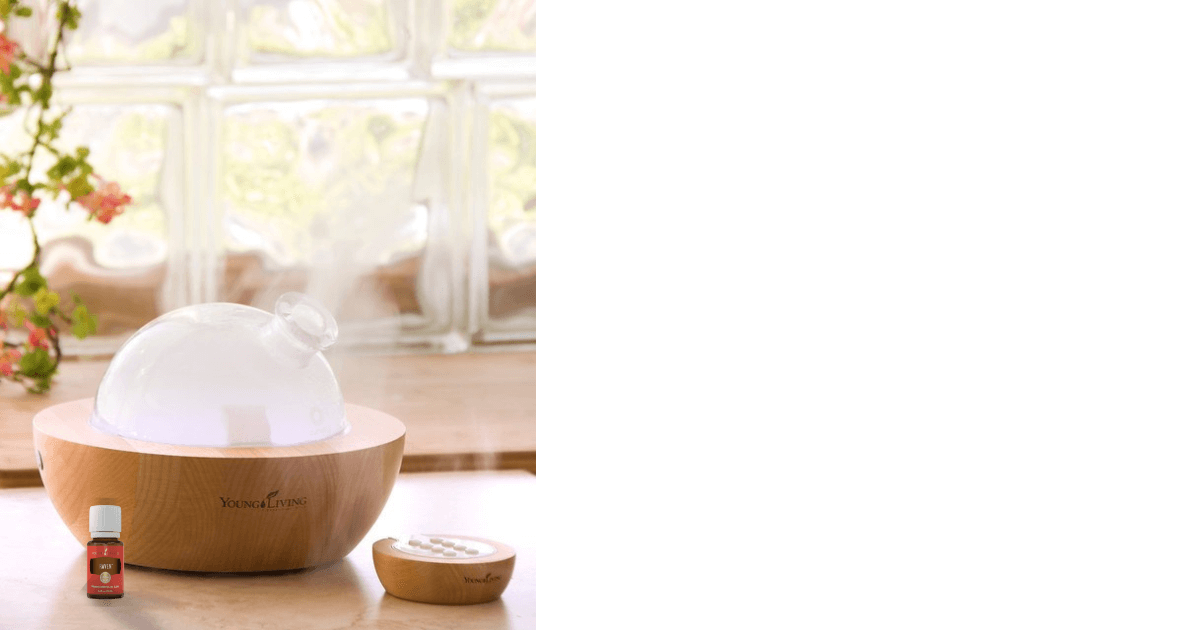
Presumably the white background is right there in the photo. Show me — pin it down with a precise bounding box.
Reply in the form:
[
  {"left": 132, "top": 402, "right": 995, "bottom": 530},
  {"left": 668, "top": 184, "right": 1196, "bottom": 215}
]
[{"left": 543, "top": 1, "right": 1200, "bottom": 628}]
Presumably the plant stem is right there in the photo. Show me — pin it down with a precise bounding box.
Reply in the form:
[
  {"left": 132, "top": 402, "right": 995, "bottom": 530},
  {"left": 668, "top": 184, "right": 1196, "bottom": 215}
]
[
  {"left": 1, "top": 1, "right": 75, "bottom": 391},
  {"left": 22, "top": 3, "right": 69, "bottom": 197}
]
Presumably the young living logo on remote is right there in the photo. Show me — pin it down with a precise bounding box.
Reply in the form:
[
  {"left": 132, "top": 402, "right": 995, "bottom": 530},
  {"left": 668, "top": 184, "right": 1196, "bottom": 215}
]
[
  {"left": 464, "top": 573, "right": 504, "bottom": 584},
  {"left": 219, "top": 490, "right": 307, "bottom": 510}
]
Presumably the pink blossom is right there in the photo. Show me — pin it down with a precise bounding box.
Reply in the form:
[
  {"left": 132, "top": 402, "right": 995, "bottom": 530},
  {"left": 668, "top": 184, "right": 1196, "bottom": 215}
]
[
  {"left": 0, "top": 34, "right": 19, "bottom": 75},
  {"left": 10, "top": 191, "right": 38, "bottom": 216},
  {"left": 0, "top": 185, "right": 39, "bottom": 216},
  {"left": 25, "top": 320, "right": 48, "bottom": 349},
  {"left": 0, "top": 348, "right": 20, "bottom": 377},
  {"left": 76, "top": 179, "right": 131, "bottom": 224}
]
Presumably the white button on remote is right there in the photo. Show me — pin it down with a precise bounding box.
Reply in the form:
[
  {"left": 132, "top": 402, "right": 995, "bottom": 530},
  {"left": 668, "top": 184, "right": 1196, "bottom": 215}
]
[{"left": 393, "top": 534, "right": 498, "bottom": 559}]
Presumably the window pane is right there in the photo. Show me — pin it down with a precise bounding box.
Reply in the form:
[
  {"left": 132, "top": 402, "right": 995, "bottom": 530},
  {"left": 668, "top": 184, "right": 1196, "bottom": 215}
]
[
  {"left": 474, "top": 89, "right": 534, "bottom": 341},
  {"left": 240, "top": 0, "right": 399, "bottom": 61},
  {"left": 217, "top": 91, "right": 459, "bottom": 348},
  {"left": 67, "top": 0, "right": 204, "bottom": 65},
  {"left": 448, "top": 0, "right": 535, "bottom": 54}
]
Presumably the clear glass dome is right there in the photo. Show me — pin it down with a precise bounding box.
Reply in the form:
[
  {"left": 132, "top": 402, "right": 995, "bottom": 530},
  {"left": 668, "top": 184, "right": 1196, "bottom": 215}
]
[{"left": 91, "top": 293, "right": 346, "bottom": 447}]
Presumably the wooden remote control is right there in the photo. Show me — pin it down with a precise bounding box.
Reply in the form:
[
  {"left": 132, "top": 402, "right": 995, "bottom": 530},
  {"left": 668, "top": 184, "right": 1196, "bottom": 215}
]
[{"left": 372, "top": 534, "right": 516, "bottom": 605}]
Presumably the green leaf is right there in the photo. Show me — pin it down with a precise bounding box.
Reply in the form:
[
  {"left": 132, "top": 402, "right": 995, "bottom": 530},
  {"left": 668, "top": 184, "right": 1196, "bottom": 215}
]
[
  {"left": 27, "top": 313, "right": 51, "bottom": 328},
  {"left": 6, "top": 299, "right": 26, "bottom": 327},
  {"left": 25, "top": 374, "right": 52, "bottom": 394},
  {"left": 32, "top": 287, "right": 59, "bottom": 315},
  {"left": 65, "top": 175, "right": 92, "bottom": 199},
  {"left": 56, "top": 3, "right": 79, "bottom": 30},
  {"left": 76, "top": 147, "right": 93, "bottom": 176},
  {"left": 14, "top": 6, "right": 30, "bottom": 17},
  {"left": 70, "top": 304, "right": 97, "bottom": 339},
  {"left": 17, "top": 347, "right": 53, "bottom": 378},
  {"left": 33, "top": 81, "right": 51, "bottom": 106},
  {"left": 46, "top": 155, "right": 76, "bottom": 181},
  {"left": 13, "top": 267, "right": 47, "bottom": 297}
]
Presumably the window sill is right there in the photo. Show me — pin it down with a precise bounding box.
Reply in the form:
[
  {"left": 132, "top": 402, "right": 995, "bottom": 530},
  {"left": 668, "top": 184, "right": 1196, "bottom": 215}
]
[{"left": 0, "top": 350, "right": 535, "bottom": 487}]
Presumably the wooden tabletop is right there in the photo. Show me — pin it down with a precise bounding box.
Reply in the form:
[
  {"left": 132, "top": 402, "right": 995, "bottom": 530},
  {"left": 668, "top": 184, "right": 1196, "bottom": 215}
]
[
  {"left": 0, "top": 470, "right": 536, "bottom": 630},
  {"left": 0, "top": 351, "right": 536, "bottom": 487}
]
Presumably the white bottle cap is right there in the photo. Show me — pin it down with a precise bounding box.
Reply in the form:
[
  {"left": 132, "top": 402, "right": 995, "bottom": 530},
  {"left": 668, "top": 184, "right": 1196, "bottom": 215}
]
[{"left": 89, "top": 505, "right": 121, "bottom": 538}]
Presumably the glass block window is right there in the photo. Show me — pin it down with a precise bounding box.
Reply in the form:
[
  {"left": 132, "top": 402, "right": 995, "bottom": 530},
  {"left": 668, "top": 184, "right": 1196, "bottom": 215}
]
[{"left": 1, "top": 0, "right": 533, "bottom": 354}]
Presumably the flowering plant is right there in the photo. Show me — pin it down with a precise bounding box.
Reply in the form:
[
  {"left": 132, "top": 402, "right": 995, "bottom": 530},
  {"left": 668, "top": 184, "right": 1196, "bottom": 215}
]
[{"left": 0, "top": 0, "right": 132, "bottom": 393}]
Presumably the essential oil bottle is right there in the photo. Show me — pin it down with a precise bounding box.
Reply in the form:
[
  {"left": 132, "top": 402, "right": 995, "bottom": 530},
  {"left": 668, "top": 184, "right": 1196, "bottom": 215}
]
[{"left": 86, "top": 505, "right": 123, "bottom": 599}]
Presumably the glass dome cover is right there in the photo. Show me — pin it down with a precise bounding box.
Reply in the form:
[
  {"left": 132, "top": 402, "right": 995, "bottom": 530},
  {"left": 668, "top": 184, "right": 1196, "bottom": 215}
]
[{"left": 91, "top": 293, "right": 346, "bottom": 447}]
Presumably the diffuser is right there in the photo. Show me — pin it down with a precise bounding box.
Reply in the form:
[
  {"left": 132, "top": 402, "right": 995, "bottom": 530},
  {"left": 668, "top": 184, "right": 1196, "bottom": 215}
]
[{"left": 33, "top": 293, "right": 406, "bottom": 572}]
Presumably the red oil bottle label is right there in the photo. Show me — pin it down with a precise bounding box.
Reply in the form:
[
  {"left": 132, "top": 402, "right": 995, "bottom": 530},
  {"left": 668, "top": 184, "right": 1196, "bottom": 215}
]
[{"left": 86, "top": 545, "right": 123, "bottom": 596}]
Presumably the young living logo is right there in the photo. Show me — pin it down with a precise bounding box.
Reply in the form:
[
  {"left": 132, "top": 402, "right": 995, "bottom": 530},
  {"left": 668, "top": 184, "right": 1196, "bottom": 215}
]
[
  {"left": 219, "top": 490, "right": 307, "bottom": 509},
  {"left": 464, "top": 573, "right": 503, "bottom": 585}
]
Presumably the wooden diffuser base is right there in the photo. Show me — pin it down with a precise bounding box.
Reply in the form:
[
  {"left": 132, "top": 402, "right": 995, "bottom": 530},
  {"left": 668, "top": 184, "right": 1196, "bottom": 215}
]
[{"left": 33, "top": 398, "right": 406, "bottom": 573}]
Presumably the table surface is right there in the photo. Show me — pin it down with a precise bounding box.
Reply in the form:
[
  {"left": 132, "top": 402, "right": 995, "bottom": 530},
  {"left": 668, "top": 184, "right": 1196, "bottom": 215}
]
[
  {"left": 0, "top": 350, "right": 536, "bottom": 486},
  {"left": 0, "top": 470, "right": 535, "bottom": 630}
]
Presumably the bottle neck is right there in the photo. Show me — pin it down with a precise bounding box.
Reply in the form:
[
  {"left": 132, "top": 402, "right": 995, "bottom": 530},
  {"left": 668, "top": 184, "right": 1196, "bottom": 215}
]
[
  {"left": 90, "top": 532, "right": 120, "bottom": 540},
  {"left": 260, "top": 293, "right": 337, "bottom": 368},
  {"left": 260, "top": 317, "right": 319, "bottom": 368}
]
